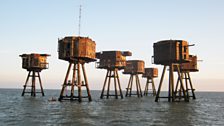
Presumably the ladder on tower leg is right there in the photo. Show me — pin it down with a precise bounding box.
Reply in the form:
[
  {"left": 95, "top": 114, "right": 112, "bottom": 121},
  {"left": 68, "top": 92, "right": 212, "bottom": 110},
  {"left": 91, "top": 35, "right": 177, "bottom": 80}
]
[{"left": 174, "top": 71, "right": 196, "bottom": 100}]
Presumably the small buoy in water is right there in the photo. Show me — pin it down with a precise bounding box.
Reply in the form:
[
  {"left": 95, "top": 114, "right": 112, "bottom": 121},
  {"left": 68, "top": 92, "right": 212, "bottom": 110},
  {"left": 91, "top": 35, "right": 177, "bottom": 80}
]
[{"left": 48, "top": 97, "right": 57, "bottom": 102}]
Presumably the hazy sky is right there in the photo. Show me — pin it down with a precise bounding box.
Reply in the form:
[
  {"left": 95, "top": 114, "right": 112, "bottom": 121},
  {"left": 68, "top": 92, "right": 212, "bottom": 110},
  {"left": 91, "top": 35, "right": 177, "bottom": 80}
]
[{"left": 0, "top": 0, "right": 224, "bottom": 91}]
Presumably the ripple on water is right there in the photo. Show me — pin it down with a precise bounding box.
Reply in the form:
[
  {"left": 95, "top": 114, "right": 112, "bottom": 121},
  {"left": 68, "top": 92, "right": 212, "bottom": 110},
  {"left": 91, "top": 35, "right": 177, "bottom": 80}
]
[{"left": 0, "top": 90, "right": 224, "bottom": 125}]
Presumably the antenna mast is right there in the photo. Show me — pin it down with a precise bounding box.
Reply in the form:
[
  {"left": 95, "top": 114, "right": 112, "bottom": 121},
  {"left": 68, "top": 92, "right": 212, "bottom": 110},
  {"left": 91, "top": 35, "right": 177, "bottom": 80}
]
[{"left": 78, "top": 5, "right": 82, "bottom": 36}]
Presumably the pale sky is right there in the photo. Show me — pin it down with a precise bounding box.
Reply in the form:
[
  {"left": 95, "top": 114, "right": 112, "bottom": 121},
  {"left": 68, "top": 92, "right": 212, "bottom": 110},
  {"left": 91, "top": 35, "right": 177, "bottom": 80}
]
[{"left": 0, "top": 0, "right": 224, "bottom": 91}]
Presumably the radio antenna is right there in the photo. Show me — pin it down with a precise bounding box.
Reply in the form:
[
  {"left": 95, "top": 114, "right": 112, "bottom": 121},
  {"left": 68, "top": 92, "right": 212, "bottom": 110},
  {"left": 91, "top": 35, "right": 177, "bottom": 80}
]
[{"left": 78, "top": 5, "right": 82, "bottom": 36}]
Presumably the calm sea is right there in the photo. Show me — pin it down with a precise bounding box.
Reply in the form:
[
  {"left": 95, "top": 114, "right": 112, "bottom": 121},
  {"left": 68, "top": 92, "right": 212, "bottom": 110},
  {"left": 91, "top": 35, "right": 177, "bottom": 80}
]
[{"left": 0, "top": 89, "right": 223, "bottom": 126}]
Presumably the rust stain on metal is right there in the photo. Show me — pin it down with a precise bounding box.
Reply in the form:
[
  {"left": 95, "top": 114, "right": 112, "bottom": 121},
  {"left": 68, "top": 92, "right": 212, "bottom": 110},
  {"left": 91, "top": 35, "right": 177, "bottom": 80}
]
[
  {"left": 142, "top": 68, "right": 158, "bottom": 79},
  {"left": 20, "top": 53, "right": 50, "bottom": 71},
  {"left": 58, "top": 36, "right": 96, "bottom": 62},
  {"left": 96, "top": 51, "right": 132, "bottom": 70},
  {"left": 178, "top": 55, "right": 199, "bottom": 72},
  {"left": 153, "top": 40, "right": 189, "bottom": 65},
  {"left": 123, "top": 60, "right": 145, "bottom": 75}
]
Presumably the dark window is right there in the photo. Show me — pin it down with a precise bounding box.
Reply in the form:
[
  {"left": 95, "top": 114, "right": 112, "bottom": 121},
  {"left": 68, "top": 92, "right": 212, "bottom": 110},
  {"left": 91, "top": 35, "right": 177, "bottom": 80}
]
[
  {"left": 184, "top": 46, "right": 187, "bottom": 52},
  {"left": 67, "top": 44, "right": 70, "bottom": 49}
]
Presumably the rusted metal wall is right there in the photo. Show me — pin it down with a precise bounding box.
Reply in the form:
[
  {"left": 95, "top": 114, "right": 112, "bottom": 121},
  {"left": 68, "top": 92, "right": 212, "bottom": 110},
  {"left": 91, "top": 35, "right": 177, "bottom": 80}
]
[
  {"left": 142, "top": 68, "right": 158, "bottom": 78},
  {"left": 176, "top": 55, "right": 199, "bottom": 72},
  {"left": 58, "top": 36, "right": 96, "bottom": 61},
  {"left": 123, "top": 60, "right": 145, "bottom": 74},
  {"left": 153, "top": 40, "right": 189, "bottom": 65},
  {"left": 20, "top": 53, "right": 50, "bottom": 71},
  {"left": 96, "top": 51, "right": 132, "bottom": 69}
]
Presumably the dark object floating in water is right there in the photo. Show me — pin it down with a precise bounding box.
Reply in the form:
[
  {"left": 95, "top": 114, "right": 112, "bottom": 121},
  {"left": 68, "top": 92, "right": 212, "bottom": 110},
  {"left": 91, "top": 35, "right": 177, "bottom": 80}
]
[{"left": 48, "top": 97, "right": 57, "bottom": 102}]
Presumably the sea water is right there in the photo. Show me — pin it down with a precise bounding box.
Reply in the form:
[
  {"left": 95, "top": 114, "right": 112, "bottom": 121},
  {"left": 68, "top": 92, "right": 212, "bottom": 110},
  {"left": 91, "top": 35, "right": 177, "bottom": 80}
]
[{"left": 0, "top": 89, "right": 224, "bottom": 126}]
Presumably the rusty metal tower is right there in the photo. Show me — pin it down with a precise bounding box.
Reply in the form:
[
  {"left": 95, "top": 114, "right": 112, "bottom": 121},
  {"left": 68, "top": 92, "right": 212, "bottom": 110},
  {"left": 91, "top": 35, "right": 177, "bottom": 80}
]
[
  {"left": 96, "top": 51, "right": 132, "bottom": 99},
  {"left": 58, "top": 36, "right": 96, "bottom": 102},
  {"left": 174, "top": 55, "right": 199, "bottom": 100},
  {"left": 142, "top": 68, "right": 158, "bottom": 96},
  {"left": 153, "top": 40, "right": 191, "bottom": 102},
  {"left": 123, "top": 60, "right": 145, "bottom": 97},
  {"left": 20, "top": 53, "right": 50, "bottom": 96}
]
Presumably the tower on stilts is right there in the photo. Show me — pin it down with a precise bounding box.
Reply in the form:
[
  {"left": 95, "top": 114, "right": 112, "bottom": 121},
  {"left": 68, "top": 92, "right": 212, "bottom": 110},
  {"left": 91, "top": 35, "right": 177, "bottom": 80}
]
[
  {"left": 96, "top": 51, "right": 132, "bottom": 99},
  {"left": 58, "top": 36, "right": 96, "bottom": 102},
  {"left": 142, "top": 68, "right": 158, "bottom": 96},
  {"left": 153, "top": 40, "right": 192, "bottom": 102},
  {"left": 20, "top": 53, "right": 50, "bottom": 96},
  {"left": 123, "top": 60, "right": 145, "bottom": 97}
]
